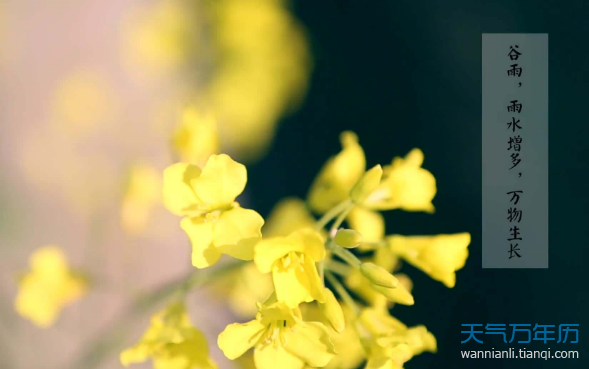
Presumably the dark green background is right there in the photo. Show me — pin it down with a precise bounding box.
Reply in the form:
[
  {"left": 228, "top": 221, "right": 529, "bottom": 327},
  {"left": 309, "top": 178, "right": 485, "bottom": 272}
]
[{"left": 248, "top": 1, "right": 589, "bottom": 367}]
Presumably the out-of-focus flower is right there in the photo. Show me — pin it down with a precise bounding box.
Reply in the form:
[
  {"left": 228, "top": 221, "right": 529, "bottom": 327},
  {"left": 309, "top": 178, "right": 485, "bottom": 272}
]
[
  {"left": 387, "top": 233, "right": 471, "bottom": 288},
  {"left": 254, "top": 229, "right": 326, "bottom": 308},
  {"left": 262, "top": 197, "right": 316, "bottom": 237},
  {"left": 50, "top": 69, "right": 117, "bottom": 138},
  {"left": 208, "top": 0, "right": 311, "bottom": 161},
  {"left": 211, "top": 262, "right": 273, "bottom": 319},
  {"left": 120, "top": 163, "right": 161, "bottom": 235},
  {"left": 162, "top": 154, "right": 264, "bottom": 268},
  {"left": 171, "top": 106, "right": 220, "bottom": 166},
  {"left": 218, "top": 299, "right": 335, "bottom": 369},
  {"left": 15, "top": 246, "right": 87, "bottom": 328},
  {"left": 120, "top": 302, "right": 217, "bottom": 369},
  {"left": 122, "top": 0, "right": 198, "bottom": 76},
  {"left": 359, "top": 307, "right": 437, "bottom": 358}
]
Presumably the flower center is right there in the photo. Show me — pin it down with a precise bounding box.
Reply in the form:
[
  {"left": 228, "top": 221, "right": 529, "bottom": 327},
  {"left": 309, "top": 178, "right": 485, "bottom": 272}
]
[
  {"left": 263, "top": 320, "right": 290, "bottom": 348},
  {"left": 204, "top": 210, "right": 222, "bottom": 222},
  {"left": 280, "top": 252, "right": 305, "bottom": 271}
]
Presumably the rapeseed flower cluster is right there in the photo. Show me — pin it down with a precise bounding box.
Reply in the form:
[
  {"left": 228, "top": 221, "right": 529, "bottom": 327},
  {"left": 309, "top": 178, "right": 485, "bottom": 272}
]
[
  {"left": 124, "top": 130, "right": 467, "bottom": 368},
  {"left": 15, "top": 127, "right": 470, "bottom": 369}
]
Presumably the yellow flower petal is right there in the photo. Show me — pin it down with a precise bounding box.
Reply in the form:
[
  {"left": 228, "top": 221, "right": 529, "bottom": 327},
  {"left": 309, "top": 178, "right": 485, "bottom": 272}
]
[
  {"left": 347, "top": 207, "right": 385, "bottom": 244},
  {"left": 15, "top": 246, "right": 87, "bottom": 328},
  {"left": 162, "top": 163, "right": 201, "bottom": 216},
  {"left": 365, "top": 149, "right": 437, "bottom": 213},
  {"left": 172, "top": 107, "right": 219, "bottom": 166},
  {"left": 288, "top": 229, "right": 326, "bottom": 262},
  {"left": 193, "top": 154, "right": 247, "bottom": 208},
  {"left": 262, "top": 198, "right": 315, "bottom": 237},
  {"left": 180, "top": 217, "right": 222, "bottom": 268},
  {"left": 254, "top": 344, "right": 304, "bottom": 369},
  {"left": 121, "top": 345, "right": 150, "bottom": 367},
  {"left": 388, "top": 233, "right": 471, "bottom": 288},
  {"left": 318, "top": 288, "right": 345, "bottom": 333},
  {"left": 272, "top": 256, "right": 325, "bottom": 308},
  {"left": 218, "top": 320, "right": 266, "bottom": 360},
  {"left": 283, "top": 321, "right": 336, "bottom": 368},
  {"left": 213, "top": 206, "right": 264, "bottom": 261},
  {"left": 254, "top": 229, "right": 324, "bottom": 273},
  {"left": 307, "top": 131, "right": 366, "bottom": 213}
]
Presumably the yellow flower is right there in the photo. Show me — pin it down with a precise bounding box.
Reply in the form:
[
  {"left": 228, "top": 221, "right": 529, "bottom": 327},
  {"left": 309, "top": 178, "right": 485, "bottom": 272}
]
[
  {"left": 121, "top": 302, "right": 217, "bottom": 369},
  {"left": 254, "top": 229, "right": 326, "bottom": 308},
  {"left": 363, "top": 341, "right": 413, "bottom": 369},
  {"left": 318, "top": 288, "right": 346, "bottom": 333},
  {"left": 387, "top": 233, "right": 471, "bottom": 288},
  {"left": 163, "top": 154, "right": 264, "bottom": 268},
  {"left": 360, "top": 308, "right": 436, "bottom": 369},
  {"left": 210, "top": 197, "right": 312, "bottom": 318},
  {"left": 50, "top": 68, "right": 117, "bottom": 138},
  {"left": 172, "top": 107, "right": 219, "bottom": 166},
  {"left": 122, "top": 0, "right": 197, "bottom": 75},
  {"left": 15, "top": 246, "right": 87, "bottom": 328},
  {"left": 307, "top": 131, "right": 365, "bottom": 213},
  {"left": 218, "top": 299, "right": 336, "bottom": 369},
  {"left": 363, "top": 149, "right": 436, "bottom": 213},
  {"left": 208, "top": 0, "right": 311, "bottom": 161},
  {"left": 262, "top": 198, "right": 316, "bottom": 238},
  {"left": 211, "top": 262, "right": 274, "bottom": 318},
  {"left": 120, "top": 163, "right": 161, "bottom": 234},
  {"left": 307, "top": 132, "right": 436, "bottom": 245},
  {"left": 301, "top": 304, "right": 365, "bottom": 369}
]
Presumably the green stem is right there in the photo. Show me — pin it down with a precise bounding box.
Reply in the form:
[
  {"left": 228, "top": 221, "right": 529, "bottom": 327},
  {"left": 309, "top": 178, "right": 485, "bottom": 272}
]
[
  {"left": 325, "top": 271, "right": 360, "bottom": 316},
  {"left": 315, "top": 199, "right": 353, "bottom": 231},
  {"left": 325, "top": 260, "right": 353, "bottom": 276},
  {"left": 330, "top": 203, "right": 354, "bottom": 233},
  {"left": 68, "top": 260, "right": 243, "bottom": 369},
  {"left": 327, "top": 241, "right": 362, "bottom": 269}
]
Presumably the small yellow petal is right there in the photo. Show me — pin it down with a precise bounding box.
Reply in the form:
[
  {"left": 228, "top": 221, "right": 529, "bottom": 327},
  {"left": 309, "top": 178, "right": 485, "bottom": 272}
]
[
  {"left": 318, "top": 288, "right": 346, "bottom": 333},
  {"left": 283, "top": 321, "right": 336, "bottom": 367},
  {"left": 273, "top": 257, "right": 325, "bottom": 308},
  {"left": 307, "top": 131, "right": 366, "bottom": 213},
  {"left": 180, "top": 217, "right": 221, "bottom": 268},
  {"left": 254, "top": 344, "right": 304, "bottom": 369},
  {"left": 213, "top": 206, "right": 264, "bottom": 261},
  {"left": 388, "top": 233, "right": 471, "bottom": 288},
  {"left": 262, "top": 198, "right": 316, "bottom": 237},
  {"left": 193, "top": 154, "right": 247, "bottom": 208},
  {"left": 218, "top": 320, "right": 266, "bottom": 360},
  {"left": 162, "top": 163, "right": 201, "bottom": 216},
  {"left": 346, "top": 207, "right": 384, "bottom": 244}
]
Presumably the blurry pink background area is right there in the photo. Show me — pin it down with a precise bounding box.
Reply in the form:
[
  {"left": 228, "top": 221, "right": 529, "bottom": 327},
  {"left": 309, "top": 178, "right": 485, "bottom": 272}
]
[{"left": 0, "top": 1, "right": 235, "bottom": 368}]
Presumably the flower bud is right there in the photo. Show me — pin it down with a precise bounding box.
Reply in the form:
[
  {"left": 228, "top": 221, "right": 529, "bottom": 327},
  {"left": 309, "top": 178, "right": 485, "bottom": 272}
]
[
  {"left": 350, "top": 165, "right": 383, "bottom": 204},
  {"left": 360, "top": 263, "right": 398, "bottom": 288},
  {"left": 334, "top": 229, "right": 363, "bottom": 249},
  {"left": 371, "top": 283, "right": 415, "bottom": 306},
  {"left": 319, "top": 288, "right": 345, "bottom": 333}
]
